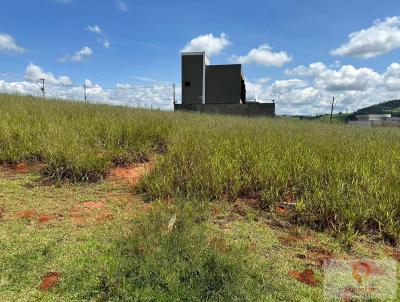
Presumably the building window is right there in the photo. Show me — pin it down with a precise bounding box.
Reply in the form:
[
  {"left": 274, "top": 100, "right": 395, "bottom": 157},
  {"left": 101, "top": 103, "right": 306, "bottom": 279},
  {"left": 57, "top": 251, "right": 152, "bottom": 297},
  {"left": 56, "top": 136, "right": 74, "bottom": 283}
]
[{"left": 184, "top": 81, "right": 191, "bottom": 87}]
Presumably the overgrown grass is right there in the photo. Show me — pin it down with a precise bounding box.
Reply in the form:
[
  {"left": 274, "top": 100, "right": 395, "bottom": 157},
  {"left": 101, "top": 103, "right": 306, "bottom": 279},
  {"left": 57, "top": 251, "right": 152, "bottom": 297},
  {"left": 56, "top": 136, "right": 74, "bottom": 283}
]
[
  {"left": 0, "top": 94, "right": 174, "bottom": 181},
  {"left": 137, "top": 117, "right": 400, "bottom": 243},
  {"left": 0, "top": 170, "right": 268, "bottom": 301},
  {"left": 106, "top": 200, "right": 267, "bottom": 301},
  {"left": 1, "top": 169, "right": 397, "bottom": 301},
  {"left": 1, "top": 94, "right": 400, "bottom": 243}
]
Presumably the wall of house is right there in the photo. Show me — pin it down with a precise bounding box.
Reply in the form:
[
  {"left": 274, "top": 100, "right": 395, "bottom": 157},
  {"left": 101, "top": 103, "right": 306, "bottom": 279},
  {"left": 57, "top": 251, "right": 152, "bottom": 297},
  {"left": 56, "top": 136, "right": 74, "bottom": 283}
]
[
  {"left": 182, "top": 54, "right": 204, "bottom": 104},
  {"left": 205, "top": 65, "right": 242, "bottom": 104}
]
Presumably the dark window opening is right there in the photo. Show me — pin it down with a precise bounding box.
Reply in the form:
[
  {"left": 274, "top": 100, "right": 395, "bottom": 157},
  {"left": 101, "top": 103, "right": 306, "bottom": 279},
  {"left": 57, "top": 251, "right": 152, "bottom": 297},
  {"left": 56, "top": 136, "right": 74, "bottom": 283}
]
[{"left": 184, "top": 81, "right": 191, "bottom": 87}]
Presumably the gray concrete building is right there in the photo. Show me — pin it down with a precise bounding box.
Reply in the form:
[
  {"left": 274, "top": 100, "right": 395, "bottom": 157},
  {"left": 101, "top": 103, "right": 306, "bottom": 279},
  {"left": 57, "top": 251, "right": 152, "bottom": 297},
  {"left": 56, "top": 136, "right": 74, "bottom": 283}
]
[
  {"left": 348, "top": 114, "right": 400, "bottom": 127},
  {"left": 175, "top": 52, "right": 275, "bottom": 117}
]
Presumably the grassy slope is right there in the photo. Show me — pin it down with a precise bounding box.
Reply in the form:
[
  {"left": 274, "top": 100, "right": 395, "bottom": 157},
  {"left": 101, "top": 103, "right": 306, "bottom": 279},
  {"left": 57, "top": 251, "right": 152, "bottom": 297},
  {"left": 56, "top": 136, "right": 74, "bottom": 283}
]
[
  {"left": 355, "top": 99, "right": 400, "bottom": 116},
  {"left": 1, "top": 94, "right": 400, "bottom": 300},
  {"left": 1, "top": 94, "right": 400, "bottom": 241},
  {"left": 1, "top": 168, "right": 399, "bottom": 301}
]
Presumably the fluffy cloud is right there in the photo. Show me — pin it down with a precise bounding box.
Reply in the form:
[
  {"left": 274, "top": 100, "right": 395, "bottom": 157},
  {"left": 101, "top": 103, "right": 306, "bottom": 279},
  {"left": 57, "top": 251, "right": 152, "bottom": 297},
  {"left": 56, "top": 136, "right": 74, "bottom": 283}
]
[
  {"left": 286, "top": 62, "right": 381, "bottom": 91},
  {"left": 384, "top": 63, "right": 400, "bottom": 91},
  {"left": 285, "top": 62, "right": 326, "bottom": 77},
  {"left": 315, "top": 65, "right": 382, "bottom": 91},
  {"left": 117, "top": 1, "right": 128, "bottom": 11},
  {"left": 232, "top": 44, "right": 292, "bottom": 67},
  {"left": 59, "top": 46, "right": 93, "bottom": 63},
  {"left": 181, "top": 33, "right": 231, "bottom": 57},
  {"left": 0, "top": 33, "right": 25, "bottom": 54},
  {"left": 246, "top": 78, "right": 319, "bottom": 107},
  {"left": 25, "top": 63, "right": 72, "bottom": 85},
  {"left": 1, "top": 63, "right": 174, "bottom": 110},
  {"left": 87, "top": 25, "right": 110, "bottom": 49},
  {"left": 245, "top": 61, "right": 400, "bottom": 115},
  {"left": 331, "top": 16, "right": 400, "bottom": 58}
]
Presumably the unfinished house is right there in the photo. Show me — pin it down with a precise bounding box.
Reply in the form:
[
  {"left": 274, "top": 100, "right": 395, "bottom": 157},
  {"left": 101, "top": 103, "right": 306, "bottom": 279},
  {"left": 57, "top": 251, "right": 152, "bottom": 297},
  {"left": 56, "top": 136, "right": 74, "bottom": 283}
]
[{"left": 174, "top": 52, "right": 275, "bottom": 117}]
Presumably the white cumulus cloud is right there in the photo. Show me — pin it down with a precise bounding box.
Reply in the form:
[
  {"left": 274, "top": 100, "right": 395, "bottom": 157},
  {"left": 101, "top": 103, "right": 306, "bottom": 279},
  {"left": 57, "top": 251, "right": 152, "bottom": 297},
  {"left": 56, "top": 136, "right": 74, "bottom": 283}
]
[
  {"left": 59, "top": 46, "right": 93, "bottom": 63},
  {"left": 0, "top": 33, "right": 25, "bottom": 54},
  {"left": 244, "top": 61, "right": 400, "bottom": 115},
  {"left": 232, "top": 44, "right": 292, "bottom": 67},
  {"left": 181, "top": 33, "right": 231, "bottom": 57},
  {"left": 331, "top": 16, "right": 400, "bottom": 58},
  {"left": 315, "top": 65, "right": 382, "bottom": 92},
  {"left": 384, "top": 63, "right": 400, "bottom": 91},
  {"left": 285, "top": 62, "right": 327, "bottom": 77},
  {"left": 286, "top": 62, "right": 382, "bottom": 91},
  {"left": 24, "top": 63, "right": 72, "bottom": 85}
]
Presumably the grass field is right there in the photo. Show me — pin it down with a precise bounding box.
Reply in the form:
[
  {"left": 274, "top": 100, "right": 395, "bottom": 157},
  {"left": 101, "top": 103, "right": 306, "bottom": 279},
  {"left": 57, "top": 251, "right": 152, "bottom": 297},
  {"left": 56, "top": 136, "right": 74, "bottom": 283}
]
[
  {"left": 1, "top": 94, "right": 400, "bottom": 301},
  {"left": 1, "top": 164, "right": 398, "bottom": 301}
]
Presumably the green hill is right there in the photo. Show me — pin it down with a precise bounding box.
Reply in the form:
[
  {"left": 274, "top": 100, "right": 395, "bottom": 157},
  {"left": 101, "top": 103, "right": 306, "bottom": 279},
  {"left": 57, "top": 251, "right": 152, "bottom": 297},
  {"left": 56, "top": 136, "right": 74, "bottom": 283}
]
[{"left": 352, "top": 99, "right": 400, "bottom": 118}]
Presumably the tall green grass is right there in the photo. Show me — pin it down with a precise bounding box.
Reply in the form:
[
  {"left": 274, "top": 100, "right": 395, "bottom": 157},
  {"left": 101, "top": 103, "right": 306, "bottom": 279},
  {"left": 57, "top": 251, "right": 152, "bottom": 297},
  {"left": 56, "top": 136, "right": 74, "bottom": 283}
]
[
  {"left": 1, "top": 94, "right": 400, "bottom": 242},
  {"left": 136, "top": 113, "right": 400, "bottom": 243},
  {"left": 0, "top": 94, "right": 175, "bottom": 181}
]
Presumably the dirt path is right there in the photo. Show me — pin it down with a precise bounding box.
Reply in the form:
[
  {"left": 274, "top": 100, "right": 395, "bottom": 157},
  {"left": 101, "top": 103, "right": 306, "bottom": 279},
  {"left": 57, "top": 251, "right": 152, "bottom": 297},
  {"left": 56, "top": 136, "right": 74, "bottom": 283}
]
[{"left": 109, "top": 162, "right": 153, "bottom": 186}]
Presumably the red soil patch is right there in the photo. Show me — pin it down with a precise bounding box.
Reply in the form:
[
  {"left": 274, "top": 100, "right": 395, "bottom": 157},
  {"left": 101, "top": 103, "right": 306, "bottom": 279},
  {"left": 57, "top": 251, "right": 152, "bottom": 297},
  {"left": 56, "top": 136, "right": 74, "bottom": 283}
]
[
  {"left": 276, "top": 206, "right": 286, "bottom": 215},
  {"left": 109, "top": 163, "right": 152, "bottom": 185},
  {"left": 0, "top": 207, "right": 5, "bottom": 219},
  {"left": 288, "top": 269, "right": 319, "bottom": 287},
  {"left": 16, "top": 210, "right": 37, "bottom": 219},
  {"left": 38, "top": 215, "right": 55, "bottom": 223},
  {"left": 10, "top": 163, "right": 32, "bottom": 174},
  {"left": 39, "top": 272, "right": 59, "bottom": 290},
  {"left": 70, "top": 201, "right": 111, "bottom": 225},
  {"left": 2, "top": 163, "right": 39, "bottom": 175},
  {"left": 351, "top": 261, "right": 385, "bottom": 280}
]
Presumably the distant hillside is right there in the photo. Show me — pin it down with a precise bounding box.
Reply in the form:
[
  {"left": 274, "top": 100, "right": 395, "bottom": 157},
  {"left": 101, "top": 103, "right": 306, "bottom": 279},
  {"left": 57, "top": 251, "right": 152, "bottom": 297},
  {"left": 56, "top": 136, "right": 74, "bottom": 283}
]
[{"left": 351, "top": 99, "right": 400, "bottom": 118}]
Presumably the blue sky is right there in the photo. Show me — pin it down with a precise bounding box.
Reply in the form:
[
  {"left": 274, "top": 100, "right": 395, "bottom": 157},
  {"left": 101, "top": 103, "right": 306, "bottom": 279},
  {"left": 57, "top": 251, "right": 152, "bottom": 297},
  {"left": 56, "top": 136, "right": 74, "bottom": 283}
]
[{"left": 1, "top": 0, "right": 400, "bottom": 114}]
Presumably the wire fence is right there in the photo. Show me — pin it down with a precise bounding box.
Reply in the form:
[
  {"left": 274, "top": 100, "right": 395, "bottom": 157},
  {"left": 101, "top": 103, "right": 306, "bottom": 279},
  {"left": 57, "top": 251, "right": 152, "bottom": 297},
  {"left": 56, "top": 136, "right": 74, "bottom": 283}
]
[{"left": 0, "top": 75, "right": 180, "bottom": 111}]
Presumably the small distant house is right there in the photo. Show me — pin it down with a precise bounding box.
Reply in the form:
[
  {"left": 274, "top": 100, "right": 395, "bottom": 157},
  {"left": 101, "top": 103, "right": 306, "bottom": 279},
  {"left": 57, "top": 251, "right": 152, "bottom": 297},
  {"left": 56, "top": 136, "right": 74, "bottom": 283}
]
[{"left": 174, "top": 52, "right": 275, "bottom": 117}]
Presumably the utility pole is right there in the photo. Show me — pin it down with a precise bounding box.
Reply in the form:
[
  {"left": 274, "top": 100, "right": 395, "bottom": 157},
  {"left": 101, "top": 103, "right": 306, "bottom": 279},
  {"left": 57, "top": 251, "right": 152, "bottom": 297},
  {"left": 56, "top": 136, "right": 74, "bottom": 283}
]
[
  {"left": 40, "top": 78, "right": 45, "bottom": 98},
  {"left": 83, "top": 83, "right": 87, "bottom": 102},
  {"left": 172, "top": 83, "right": 176, "bottom": 105},
  {"left": 330, "top": 96, "right": 335, "bottom": 123}
]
